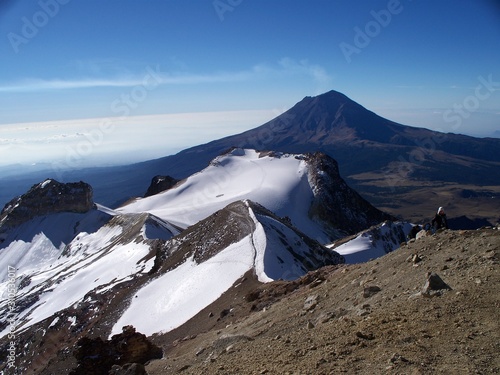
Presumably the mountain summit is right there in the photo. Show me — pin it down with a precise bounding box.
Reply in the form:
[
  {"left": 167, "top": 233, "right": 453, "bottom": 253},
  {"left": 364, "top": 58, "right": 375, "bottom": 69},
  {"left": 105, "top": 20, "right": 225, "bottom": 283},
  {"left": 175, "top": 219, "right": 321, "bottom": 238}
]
[
  {"left": 87, "top": 89, "right": 497, "bottom": 223},
  {"left": 253, "top": 90, "right": 406, "bottom": 144}
]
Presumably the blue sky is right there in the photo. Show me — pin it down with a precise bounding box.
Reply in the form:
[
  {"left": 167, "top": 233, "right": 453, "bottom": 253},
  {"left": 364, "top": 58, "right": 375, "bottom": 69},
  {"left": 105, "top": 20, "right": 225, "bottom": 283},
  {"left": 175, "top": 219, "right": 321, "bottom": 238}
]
[{"left": 0, "top": 0, "right": 499, "bottom": 167}]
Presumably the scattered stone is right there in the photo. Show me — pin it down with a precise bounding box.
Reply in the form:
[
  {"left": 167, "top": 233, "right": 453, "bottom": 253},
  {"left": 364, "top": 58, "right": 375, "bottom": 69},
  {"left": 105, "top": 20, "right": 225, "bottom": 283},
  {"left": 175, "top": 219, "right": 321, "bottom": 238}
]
[
  {"left": 363, "top": 286, "right": 381, "bottom": 298},
  {"left": 416, "top": 229, "right": 431, "bottom": 240},
  {"left": 388, "top": 353, "right": 410, "bottom": 364},
  {"left": 412, "top": 254, "right": 422, "bottom": 264},
  {"left": 316, "top": 311, "right": 337, "bottom": 324},
  {"left": 356, "top": 331, "right": 375, "bottom": 340},
  {"left": 309, "top": 278, "right": 323, "bottom": 288},
  {"left": 109, "top": 363, "right": 147, "bottom": 375},
  {"left": 421, "top": 272, "right": 452, "bottom": 297},
  {"left": 304, "top": 295, "right": 319, "bottom": 311},
  {"left": 177, "top": 364, "right": 191, "bottom": 372},
  {"left": 307, "top": 321, "right": 315, "bottom": 329}
]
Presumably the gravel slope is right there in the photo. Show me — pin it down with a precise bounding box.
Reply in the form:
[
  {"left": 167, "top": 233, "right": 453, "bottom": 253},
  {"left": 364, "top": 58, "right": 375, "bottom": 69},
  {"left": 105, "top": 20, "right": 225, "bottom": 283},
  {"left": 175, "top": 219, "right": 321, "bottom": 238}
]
[{"left": 147, "top": 228, "right": 500, "bottom": 374}]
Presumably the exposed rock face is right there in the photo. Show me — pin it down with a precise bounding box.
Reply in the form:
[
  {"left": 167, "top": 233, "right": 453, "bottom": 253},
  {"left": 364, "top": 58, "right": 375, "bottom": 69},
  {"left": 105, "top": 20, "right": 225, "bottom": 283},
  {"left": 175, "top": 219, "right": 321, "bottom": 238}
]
[
  {"left": 69, "top": 326, "right": 162, "bottom": 375},
  {"left": 144, "top": 175, "right": 179, "bottom": 197},
  {"left": 0, "top": 179, "right": 94, "bottom": 233},
  {"left": 305, "top": 152, "right": 394, "bottom": 238}
]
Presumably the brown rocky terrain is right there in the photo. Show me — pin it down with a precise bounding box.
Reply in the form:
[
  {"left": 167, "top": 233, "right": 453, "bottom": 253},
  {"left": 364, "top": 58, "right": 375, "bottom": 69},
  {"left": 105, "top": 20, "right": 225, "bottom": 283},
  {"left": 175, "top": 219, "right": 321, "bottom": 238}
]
[{"left": 145, "top": 227, "right": 499, "bottom": 374}]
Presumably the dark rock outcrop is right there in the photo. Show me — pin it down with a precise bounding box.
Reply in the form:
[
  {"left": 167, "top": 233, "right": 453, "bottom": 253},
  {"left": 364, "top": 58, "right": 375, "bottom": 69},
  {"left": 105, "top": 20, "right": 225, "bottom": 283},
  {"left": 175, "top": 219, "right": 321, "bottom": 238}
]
[
  {"left": 69, "top": 325, "right": 162, "bottom": 375},
  {"left": 0, "top": 179, "right": 94, "bottom": 233},
  {"left": 305, "top": 152, "right": 394, "bottom": 238},
  {"left": 144, "top": 175, "right": 178, "bottom": 197}
]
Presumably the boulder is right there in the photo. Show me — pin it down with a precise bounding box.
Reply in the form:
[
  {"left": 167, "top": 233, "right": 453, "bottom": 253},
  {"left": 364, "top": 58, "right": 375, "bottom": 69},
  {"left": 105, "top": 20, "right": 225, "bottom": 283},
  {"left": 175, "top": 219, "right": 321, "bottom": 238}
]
[{"left": 69, "top": 326, "right": 162, "bottom": 375}]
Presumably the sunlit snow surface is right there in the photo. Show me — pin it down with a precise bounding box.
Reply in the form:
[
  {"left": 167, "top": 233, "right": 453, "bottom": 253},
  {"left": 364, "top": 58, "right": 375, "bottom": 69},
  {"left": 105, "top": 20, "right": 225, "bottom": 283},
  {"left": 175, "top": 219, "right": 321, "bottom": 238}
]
[
  {"left": 0, "top": 149, "right": 411, "bottom": 338},
  {"left": 0, "top": 208, "right": 175, "bottom": 338},
  {"left": 110, "top": 201, "right": 318, "bottom": 337},
  {"left": 119, "top": 149, "right": 328, "bottom": 242},
  {"left": 111, "top": 235, "right": 256, "bottom": 336}
]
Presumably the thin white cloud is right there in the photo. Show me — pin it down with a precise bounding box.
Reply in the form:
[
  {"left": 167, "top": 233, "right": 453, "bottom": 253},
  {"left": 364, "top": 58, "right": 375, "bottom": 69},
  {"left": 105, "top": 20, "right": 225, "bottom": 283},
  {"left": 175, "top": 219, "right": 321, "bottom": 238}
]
[
  {"left": 0, "top": 110, "right": 277, "bottom": 168},
  {"left": 0, "top": 59, "right": 332, "bottom": 93},
  {"left": 0, "top": 78, "right": 146, "bottom": 92}
]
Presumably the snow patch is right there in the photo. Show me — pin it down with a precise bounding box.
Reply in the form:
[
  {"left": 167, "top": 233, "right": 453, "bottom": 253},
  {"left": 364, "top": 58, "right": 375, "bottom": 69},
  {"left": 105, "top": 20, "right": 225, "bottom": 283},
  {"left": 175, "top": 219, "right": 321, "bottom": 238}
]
[{"left": 111, "top": 234, "right": 256, "bottom": 336}]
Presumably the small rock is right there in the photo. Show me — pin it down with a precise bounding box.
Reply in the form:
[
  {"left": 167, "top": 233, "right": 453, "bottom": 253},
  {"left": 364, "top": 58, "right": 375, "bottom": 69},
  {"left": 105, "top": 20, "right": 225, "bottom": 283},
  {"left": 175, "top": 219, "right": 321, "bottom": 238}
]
[
  {"left": 389, "top": 353, "right": 410, "bottom": 364},
  {"left": 109, "top": 363, "right": 147, "bottom": 375},
  {"left": 424, "top": 272, "right": 452, "bottom": 291},
  {"left": 307, "top": 321, "right": 315, "bottom": 329},
  {"left": 304, "top": 295, "right": 319, "bottom": 311},
  {"left": 356, "top": 331, "right": 375, "bottom": 340},
  {"left": 363, "top": 286, "right": 381, "bottom": 298},
  {"left": 421, "top": 272, "right": 452, "bottom": 297}
]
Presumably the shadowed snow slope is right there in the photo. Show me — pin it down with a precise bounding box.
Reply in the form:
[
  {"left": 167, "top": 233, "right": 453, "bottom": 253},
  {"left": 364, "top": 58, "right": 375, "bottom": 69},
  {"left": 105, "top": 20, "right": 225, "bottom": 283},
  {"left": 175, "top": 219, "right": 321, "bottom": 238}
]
[{"left": 0, "top": 209, "right": 177, "bottom": 338}]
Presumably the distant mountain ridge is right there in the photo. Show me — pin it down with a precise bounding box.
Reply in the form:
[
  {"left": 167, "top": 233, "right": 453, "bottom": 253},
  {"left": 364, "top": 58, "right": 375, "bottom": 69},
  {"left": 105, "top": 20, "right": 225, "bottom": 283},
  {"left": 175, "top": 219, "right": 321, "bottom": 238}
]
[
  {"left": 77, "top": 90, "right": 500, "bottom": 206},
  {"left": 1, "top": 90, "right": 499, "bottom": 223}
]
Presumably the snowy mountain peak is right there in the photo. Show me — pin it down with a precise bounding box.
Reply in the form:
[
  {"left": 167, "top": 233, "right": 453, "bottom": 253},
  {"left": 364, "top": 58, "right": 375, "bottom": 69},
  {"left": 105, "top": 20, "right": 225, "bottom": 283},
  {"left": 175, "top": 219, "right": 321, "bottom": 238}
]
[{"left": 120, "top": 148, "right": 393, "bottom": 242}]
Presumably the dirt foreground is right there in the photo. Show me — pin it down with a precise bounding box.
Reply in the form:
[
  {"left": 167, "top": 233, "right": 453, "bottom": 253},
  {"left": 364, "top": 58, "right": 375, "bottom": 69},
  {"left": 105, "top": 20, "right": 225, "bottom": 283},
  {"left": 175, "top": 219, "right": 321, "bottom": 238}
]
[{"left": 147, "top": 227, "right": 499, "bottom": 374}]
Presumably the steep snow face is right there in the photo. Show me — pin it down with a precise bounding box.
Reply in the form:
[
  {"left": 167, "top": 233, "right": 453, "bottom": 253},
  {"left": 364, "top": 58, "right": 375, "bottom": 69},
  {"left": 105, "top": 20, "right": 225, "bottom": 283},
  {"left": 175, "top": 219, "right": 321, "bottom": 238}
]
[
  {"left": 119, "top": 149, "right": 330, "bottom": 242},
  {"left": 0, "top": 210, "right": 177, "bottom": 338}
]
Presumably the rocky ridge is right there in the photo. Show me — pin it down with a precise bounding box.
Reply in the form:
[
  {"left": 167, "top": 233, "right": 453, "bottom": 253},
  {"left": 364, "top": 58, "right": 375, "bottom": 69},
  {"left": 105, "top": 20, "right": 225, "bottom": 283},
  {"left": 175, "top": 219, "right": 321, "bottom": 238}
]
[
  {"left": 0, "top": 179, "right": 94, "bottom": 239},
  {"left": 305, "top": 151, "right": 394, "bottom": 238}
]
